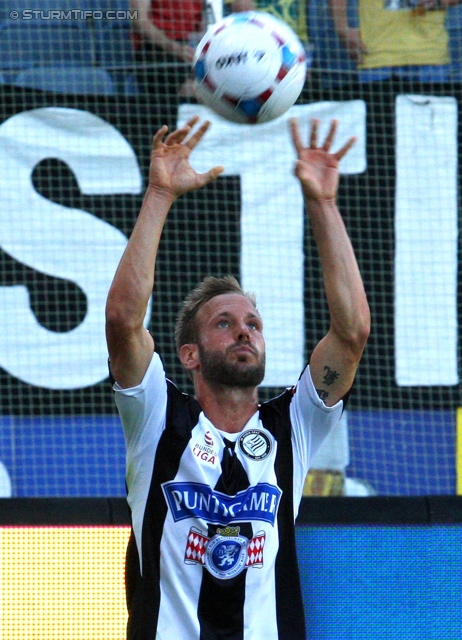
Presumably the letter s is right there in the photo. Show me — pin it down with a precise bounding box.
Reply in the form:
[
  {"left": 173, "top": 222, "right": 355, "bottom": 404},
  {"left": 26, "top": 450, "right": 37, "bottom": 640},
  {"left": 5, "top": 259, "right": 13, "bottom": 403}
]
[{"left": 0, "top": 107, "right": 143, "bottom": 389}]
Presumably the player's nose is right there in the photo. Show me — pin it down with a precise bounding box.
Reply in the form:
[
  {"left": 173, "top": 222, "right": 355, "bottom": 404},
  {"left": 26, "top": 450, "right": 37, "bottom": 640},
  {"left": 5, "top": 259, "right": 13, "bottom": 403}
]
[{"left": 235, "top": 321, "right": 251, "bottom": 341}]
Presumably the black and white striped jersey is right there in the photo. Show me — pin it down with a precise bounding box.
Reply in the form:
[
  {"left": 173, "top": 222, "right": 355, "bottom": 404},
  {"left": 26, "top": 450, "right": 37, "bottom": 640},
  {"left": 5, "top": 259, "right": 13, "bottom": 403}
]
[{"left": 114, "top": 352, "right": 343, "bottom": 639}]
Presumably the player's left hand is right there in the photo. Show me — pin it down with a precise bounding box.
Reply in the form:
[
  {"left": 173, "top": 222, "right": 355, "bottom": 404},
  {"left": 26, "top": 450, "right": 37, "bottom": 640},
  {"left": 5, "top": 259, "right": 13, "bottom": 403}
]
[{"left": 290, "top": 118, "right": 356, "bottom": 202}]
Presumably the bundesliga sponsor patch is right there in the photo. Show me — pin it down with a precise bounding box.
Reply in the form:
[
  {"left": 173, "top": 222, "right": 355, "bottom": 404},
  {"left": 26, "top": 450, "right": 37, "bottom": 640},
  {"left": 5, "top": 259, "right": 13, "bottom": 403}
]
[{"left": 184, "top": 525, "right": 266, "bottom": 579}]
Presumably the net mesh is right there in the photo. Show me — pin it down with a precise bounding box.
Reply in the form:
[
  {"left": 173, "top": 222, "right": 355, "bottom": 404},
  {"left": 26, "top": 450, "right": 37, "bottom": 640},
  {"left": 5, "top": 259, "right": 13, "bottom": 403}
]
[{"left": 0, "top": 0, "right": 460, "bottom": 497}]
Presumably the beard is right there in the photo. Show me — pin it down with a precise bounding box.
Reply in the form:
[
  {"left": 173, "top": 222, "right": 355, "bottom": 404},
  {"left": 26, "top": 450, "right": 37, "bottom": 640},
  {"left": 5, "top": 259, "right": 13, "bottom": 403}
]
[{"left": 198, "top": 342, "right": 266, "bottom": 388}]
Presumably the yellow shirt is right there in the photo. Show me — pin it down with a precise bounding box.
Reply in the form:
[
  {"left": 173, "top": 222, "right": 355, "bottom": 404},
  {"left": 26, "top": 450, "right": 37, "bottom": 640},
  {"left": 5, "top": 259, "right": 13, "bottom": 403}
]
[{"left": 359, "top": 0, "right": 449, "bottom": 68}]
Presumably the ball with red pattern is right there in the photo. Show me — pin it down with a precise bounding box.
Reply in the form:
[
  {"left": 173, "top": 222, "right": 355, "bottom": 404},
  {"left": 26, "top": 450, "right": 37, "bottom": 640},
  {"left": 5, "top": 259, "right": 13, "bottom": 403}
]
[{"left": 192, "top": 11, "right": 307, "bottom": 125}]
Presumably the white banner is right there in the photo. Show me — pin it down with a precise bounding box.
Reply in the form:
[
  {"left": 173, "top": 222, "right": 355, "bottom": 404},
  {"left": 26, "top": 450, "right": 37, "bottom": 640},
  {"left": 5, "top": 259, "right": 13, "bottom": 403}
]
[
  {"left": 0, "top": 107, "right": 142, "bottom": 389},
  {"left": 394, "top": 95, "right": 459, "bottom": 386}
]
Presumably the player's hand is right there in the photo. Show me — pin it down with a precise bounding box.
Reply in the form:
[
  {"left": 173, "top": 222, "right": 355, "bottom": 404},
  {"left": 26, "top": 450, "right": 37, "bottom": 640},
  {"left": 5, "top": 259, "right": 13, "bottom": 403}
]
[
  {"left": 148, "top": 116, "right": 224, "bottom": 199},
  {"left": 290, "top": 118, "right": 355, "bottom": 202}
]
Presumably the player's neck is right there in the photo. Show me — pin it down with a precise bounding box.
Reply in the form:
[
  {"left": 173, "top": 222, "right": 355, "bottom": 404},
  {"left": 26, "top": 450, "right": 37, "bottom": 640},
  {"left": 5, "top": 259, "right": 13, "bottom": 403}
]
[{"left": 195, "top": 382, "right": 259, "bottom": 434}]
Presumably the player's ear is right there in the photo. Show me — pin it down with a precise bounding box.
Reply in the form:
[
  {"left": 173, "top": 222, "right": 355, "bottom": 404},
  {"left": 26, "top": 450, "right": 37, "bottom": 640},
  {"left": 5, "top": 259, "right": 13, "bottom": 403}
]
[{"left": 179, "top": 343, "right": 200, "bottom": 372}]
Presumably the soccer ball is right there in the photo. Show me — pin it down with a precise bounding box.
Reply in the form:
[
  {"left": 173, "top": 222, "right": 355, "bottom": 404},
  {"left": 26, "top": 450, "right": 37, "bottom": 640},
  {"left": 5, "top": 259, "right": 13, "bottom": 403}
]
[{"left": 192, "top": 11, "right": 307, "bottom": 125}]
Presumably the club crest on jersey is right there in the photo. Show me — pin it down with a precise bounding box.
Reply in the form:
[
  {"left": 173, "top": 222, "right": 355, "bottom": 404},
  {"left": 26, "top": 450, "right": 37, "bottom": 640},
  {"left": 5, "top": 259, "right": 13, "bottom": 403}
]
[
  {"left": 238, "top": 429, "right": 272, "bottom": 460},
  {"left": 184, "top": 526, "right": 266, "bottom": 580}
]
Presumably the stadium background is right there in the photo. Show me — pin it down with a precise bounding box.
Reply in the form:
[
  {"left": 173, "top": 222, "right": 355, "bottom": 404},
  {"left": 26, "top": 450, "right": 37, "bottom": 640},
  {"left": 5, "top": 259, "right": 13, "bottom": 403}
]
[{"left": 0, "top": 0, "right": 462, "bottom": 637}]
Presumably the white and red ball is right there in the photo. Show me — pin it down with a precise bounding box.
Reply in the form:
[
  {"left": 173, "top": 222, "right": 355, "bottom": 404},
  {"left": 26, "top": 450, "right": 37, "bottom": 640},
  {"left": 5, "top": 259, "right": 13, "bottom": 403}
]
[{"left": 192, "top": 11, "right": 307, "bottom": 125}]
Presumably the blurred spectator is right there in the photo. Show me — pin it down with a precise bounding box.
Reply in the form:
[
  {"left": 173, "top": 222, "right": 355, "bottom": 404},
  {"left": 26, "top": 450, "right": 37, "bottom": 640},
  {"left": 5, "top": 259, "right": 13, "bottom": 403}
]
[
  {"left": 308, "top": 0, "right": 357, "bottom": 87},
  {"left": 329, "top": 0, "right": 462, "bottom": 82},
  {"left": 129, "top": 0, "right": 203, "bottom": 122}
]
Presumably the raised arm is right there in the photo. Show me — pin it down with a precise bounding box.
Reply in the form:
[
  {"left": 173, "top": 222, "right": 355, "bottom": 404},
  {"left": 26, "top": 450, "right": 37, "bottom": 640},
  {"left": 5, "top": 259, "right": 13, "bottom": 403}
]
[
  {"left": 290, "top": 118, "right": 370, "bottom": 406},
  {"left": 328, "top": 0, "right": 367, "bottom": 65},
  {"left": 106, "top": 117, "right": 224, "bottom": 388}
]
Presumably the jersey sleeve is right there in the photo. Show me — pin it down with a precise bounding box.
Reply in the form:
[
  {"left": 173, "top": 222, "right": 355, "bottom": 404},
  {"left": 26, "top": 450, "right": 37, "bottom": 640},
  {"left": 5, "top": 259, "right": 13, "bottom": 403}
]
[
  {"left": 289, "top": 365, "right": 344, "bottom": 509},
  {"left": 113, "top": 352, "right": 168, "bottom": 522},
  {"left": 113, "top": 351, "right": 167, "bottom": 449}
]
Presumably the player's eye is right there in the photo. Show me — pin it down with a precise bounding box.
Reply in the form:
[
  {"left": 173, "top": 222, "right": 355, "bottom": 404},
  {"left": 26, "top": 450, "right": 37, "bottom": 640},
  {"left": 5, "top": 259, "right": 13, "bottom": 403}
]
[{"left": 217, "top": 320, "right": 229, "bottom": 328}]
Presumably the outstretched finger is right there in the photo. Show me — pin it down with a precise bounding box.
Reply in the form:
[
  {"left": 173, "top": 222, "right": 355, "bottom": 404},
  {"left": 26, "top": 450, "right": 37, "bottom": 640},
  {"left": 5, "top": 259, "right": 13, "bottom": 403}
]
[
  {"left": 197, "top": 164, "right": 225, "bottom": 187},
  {"left": 164, "top": 116, "right": 200, "bottom": 146},
  {"left": 151, "top": 125, "right": 169, "bottom": 151},
  {"left": 322, "top": 119, "right": 338, "bottom": 152},
  {"left": 185, "top": 115, "right": 200, "bottom": 128},
  {"left": 185, "top": 119, "right": 212, "bottom": 150},
  {"left": 334, "top": 135, "right": 357, "bottom": 161},
  {"left": 289, "top": 118, "right": 304, "bottom": 156},
  {"left": 310, "top": 118, "right": 320, "bottom": 148}
]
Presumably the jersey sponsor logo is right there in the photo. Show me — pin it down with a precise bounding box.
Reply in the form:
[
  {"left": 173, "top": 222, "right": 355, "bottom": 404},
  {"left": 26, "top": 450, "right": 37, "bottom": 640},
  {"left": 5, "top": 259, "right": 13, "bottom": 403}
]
[
  {"left": 162, "top": 481, "right": 281, "bottom": 526},
  {"left": 184, "top": 525, "right": 266, "bottom": 579},
  {"left": 191, "top": 430, "right": 219, "bottom": 465},
  {"left": 192, "top": 443, "right": 218, "bottom": 465},
  {"left": 238, "top": 429, "right": 272, "bottom": 460}
]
